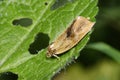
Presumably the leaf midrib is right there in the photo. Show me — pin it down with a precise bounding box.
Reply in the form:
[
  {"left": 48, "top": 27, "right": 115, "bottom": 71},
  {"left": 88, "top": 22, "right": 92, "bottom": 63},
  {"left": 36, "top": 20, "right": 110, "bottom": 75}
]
[{"left": 0, "top": 0, "right": 54, "bottom": 68}]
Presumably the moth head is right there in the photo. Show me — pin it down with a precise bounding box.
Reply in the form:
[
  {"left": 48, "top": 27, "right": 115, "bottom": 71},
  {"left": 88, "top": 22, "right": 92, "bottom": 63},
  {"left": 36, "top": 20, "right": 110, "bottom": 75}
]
[
  {"left": 46, "top": 46, "right": 56, "bottom": 58},
  {"left": 47, "top": 50, "right": 59, "bottom": 59},
  {"left": 46, "top": 51, "right": 52, "bottom": 58}
]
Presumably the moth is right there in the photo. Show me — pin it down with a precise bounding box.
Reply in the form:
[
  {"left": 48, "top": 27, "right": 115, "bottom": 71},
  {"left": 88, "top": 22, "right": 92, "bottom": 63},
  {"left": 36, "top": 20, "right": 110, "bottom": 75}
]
[{"left": 47, "top": 16, "right": 95, "bottom": 59}]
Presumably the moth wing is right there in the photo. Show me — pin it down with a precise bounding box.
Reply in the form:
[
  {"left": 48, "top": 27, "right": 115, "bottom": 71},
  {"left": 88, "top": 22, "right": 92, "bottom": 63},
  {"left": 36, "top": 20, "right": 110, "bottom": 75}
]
[{"left": 54, "top": 16, "right": 95, "bottom": 55}]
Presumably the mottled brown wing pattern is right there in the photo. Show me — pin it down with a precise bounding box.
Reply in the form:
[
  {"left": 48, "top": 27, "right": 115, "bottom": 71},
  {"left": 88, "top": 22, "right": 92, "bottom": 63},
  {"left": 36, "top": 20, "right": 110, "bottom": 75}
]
[{"left": 47, "top": 16, "right": 95, "bottom": 58}]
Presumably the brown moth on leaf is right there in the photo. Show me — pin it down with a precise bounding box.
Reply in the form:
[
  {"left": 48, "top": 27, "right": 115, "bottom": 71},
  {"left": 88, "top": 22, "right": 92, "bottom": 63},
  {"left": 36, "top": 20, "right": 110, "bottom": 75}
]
[{"left": 47, "top": 16, "right": 95, "bottom": 59}]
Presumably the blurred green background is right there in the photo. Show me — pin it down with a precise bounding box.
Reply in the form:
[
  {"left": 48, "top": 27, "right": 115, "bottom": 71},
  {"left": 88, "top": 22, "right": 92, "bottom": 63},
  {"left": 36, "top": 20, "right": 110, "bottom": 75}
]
[{"left": 53, "top": 0, "right": 120, "bottom": 80}]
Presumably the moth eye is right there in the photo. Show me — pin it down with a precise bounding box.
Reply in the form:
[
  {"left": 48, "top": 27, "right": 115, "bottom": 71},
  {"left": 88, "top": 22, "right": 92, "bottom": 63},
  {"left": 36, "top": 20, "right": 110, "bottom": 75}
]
[{"left": 46, "top": 53, "right": 52, "bottom": 58}]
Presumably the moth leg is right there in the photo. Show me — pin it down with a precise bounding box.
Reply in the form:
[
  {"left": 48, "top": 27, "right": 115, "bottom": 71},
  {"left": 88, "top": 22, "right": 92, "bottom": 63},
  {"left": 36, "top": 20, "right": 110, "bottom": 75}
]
[{"left": 53, "top": 54, "right": 60, "bottom": 60}]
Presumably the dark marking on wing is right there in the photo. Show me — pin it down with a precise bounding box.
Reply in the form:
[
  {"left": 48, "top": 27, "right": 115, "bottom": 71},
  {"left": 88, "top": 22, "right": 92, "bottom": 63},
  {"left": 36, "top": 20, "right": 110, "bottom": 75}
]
[{"left": 66, "top": 19, "right": 76, "bottom": 38}]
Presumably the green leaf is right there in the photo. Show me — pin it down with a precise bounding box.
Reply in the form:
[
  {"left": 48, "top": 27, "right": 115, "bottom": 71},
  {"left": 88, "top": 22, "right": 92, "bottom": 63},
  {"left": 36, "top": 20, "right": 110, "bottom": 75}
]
[
  {"left": 0, "top": 0, "right": 98, "bottom": 80},
  {"left": 87, "top": 42, "right": 120, "bottom": 63}
]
